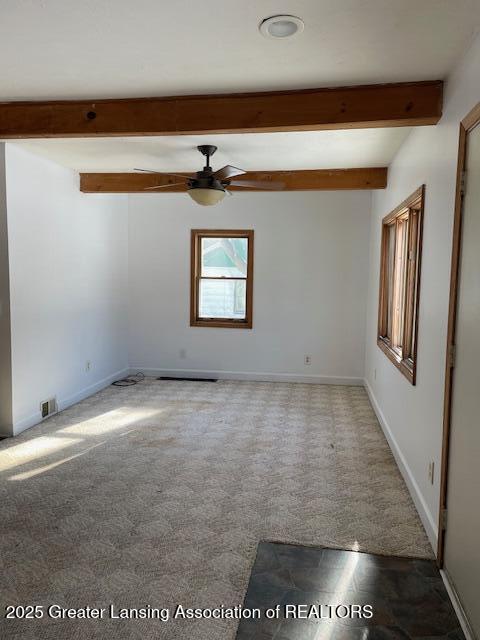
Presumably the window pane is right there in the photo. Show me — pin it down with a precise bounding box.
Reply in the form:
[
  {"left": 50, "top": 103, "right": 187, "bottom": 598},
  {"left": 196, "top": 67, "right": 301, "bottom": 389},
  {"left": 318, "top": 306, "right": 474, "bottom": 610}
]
[
  {"left": 406, "top": 211, "right": 419, "bottom": 359},
  {"left": 201, "top": 237, "right": 248, "bottom": 277},
  {"left": 199, "top": 279, "right": 246, "bottom": 319},
  {"left": 386, "top": 224, "right": 396, "bottom": 338},
  {"left": 392, "top": 218, "right": 409, "bottom": 351}
]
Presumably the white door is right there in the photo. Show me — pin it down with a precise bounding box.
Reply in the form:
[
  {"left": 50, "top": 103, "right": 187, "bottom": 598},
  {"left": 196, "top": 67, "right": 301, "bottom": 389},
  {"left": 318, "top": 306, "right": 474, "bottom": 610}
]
[{"left": 443, "top": 121, "right": 480, "bottom": 638}]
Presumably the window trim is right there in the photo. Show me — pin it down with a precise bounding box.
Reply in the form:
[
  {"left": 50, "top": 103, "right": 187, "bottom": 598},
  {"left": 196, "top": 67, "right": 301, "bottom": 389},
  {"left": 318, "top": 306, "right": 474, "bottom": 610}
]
[
  {"left": 377, "top": 185, "right": 425, "bottom": 385},
  {"left": 190, "top": 229, "right": 254, "bottom": 329}
]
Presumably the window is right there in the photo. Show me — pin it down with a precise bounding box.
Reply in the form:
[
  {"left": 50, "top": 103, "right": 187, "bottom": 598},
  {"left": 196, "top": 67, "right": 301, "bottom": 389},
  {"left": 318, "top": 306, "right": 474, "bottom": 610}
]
[
  {"left": 377, "top": 186, "right": 424, "bottom": 384},
  {"left": 190, "top": 230, "right": 254, "bottom": 328}
]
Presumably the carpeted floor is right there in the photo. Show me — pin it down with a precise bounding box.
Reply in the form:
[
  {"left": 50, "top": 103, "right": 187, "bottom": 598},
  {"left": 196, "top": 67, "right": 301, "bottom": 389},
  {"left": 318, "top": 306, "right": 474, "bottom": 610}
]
[{"left": 0, "top": 379, "right": 433, "bottom": 639}]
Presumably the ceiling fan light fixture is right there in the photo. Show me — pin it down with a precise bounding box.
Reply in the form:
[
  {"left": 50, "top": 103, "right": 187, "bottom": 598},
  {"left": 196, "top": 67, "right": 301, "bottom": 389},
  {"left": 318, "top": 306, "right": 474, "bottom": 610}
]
[
  {"left": 259, "top": 15, "right": 304, "bottom": 39},
  {"left": 188, "top": 187, "right": 226, "bottom": 206}
]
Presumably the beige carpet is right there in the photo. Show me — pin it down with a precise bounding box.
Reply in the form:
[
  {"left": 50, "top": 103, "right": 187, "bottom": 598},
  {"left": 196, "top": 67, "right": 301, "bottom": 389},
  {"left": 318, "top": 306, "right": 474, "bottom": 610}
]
[{"left": 0, "top": 379, "right": 433, "bottom": 639}]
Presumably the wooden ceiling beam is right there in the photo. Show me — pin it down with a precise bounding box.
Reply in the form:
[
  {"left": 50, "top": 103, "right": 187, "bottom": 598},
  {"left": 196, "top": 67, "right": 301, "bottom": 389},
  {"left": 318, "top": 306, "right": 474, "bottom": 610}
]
[
  {"left": 0, "top": 81, "right": 442, "bottom": 139},
  {"left": 79, "top": 168, "right": 388, "bottom": 193}
]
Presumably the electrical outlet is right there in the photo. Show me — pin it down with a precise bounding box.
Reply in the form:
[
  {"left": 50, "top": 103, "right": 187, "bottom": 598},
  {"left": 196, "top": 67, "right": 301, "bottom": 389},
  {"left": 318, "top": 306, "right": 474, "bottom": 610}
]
[
  {"left": 428, "top": 461, "right": 435, "bottom": 485},
  {"left": 85, "top": 360, "right": 91, "bottom": 372},
  {"left": 179, "top": 348, "right": 187, "bottom": 359},
  {"left": 304, "top": 355, "right": 311, "bottom": 365}
]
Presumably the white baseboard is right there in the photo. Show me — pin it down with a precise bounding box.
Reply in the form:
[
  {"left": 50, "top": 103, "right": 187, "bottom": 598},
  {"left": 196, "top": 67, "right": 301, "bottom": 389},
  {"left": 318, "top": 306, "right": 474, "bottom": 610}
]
[
  {"left": 3, "top": 367, "right": 362, "bottom": 438},
  {"left": 441, "top": 569, "right": 476, "bottom": 640},
  {"left": 11, "top": 411, "right": 43, "bottom": 437},
  {"left": 11, "top": 367, "right": 129, "bottom": 437},
  {"left": 57, "top": 367, "right": 129, "bottom": 412},
  {"left": 364, "top": 378, "right": 438, "bottom": 552},
  {"left": 130, "top": 367, "right": 364, "bottom": 386}
]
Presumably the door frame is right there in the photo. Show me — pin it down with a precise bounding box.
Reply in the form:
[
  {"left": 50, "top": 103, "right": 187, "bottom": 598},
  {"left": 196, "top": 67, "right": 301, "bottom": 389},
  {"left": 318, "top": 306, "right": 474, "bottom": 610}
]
[{"left": 438, "top": 101, "right": 480, "bottom": 564}]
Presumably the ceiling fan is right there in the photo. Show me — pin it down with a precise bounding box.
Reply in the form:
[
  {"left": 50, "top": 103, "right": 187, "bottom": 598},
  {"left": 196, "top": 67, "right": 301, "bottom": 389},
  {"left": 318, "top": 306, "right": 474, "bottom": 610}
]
[{"left": 134, "top": 145, "right": 284, "bottom": 206}]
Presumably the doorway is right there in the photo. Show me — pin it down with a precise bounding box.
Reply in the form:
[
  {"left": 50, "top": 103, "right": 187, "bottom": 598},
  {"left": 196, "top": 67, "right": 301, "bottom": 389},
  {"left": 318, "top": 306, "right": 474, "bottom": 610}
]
[{"left": 439, "top": 102, "right": 480, "bottom": 639}]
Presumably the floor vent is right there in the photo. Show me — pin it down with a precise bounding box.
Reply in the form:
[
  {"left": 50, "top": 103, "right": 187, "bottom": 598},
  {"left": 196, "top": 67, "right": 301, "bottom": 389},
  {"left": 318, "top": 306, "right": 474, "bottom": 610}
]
[
  {"left": 41, "top": 397, "right": 58, "bottom": 419},
  {"left": 157, "top": 376, "right": 218, "bottom": 382}
]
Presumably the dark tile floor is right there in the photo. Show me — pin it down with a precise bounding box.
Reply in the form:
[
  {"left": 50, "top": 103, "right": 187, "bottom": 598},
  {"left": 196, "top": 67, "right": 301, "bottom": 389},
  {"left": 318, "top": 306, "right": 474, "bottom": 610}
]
[{"left": 236, "top": 542, "right": 465, "bottom": 640}]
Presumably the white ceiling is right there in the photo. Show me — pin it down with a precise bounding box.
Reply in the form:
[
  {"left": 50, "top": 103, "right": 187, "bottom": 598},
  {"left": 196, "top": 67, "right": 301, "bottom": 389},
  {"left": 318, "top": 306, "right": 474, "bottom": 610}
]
[
  {"left": 15, "top": 128, "right": 412, "bottom": 172},
  {"left": 0, "top": 0, "right": 479, "bottom": 101},
  {"left": 4, "top": 1, "right": 478, "bottom": 174}
]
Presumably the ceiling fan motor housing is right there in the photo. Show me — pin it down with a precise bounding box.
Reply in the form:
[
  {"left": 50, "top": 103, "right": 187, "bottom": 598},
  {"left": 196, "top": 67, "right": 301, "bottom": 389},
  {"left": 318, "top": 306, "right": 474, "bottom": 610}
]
[{"left": 189, "top": 173, "right": 226, "bottom": 192}]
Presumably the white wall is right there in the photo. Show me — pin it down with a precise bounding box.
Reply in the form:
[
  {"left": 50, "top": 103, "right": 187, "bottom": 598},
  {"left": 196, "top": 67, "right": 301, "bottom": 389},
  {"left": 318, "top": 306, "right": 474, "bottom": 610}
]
[
  {"left": 128, "top": 190, "right": 371, "bottom": 383},
  {"left": 5, "top": 144, "right": 129, "bottom": 435},
  {"left": 0, "top": 144, "right": 13, "bottom": 436},
  {"left": 364, "top": 33, "right": 480, "bottom": 549}
]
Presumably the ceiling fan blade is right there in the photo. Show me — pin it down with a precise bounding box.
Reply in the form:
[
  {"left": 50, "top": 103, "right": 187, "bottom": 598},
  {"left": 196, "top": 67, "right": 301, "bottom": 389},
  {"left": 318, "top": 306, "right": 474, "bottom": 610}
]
[
  {"left": 134, "top": 168, "right": 192, "bottom": 180},
  {"left": 214, "top": 165, "right": 246, "bottom": 180},
  {"left": 229, "top": 179, "right": 284, "bottom": 190},
  {"left": 144, "top": 182, "right": 184, "bottom": 190}
]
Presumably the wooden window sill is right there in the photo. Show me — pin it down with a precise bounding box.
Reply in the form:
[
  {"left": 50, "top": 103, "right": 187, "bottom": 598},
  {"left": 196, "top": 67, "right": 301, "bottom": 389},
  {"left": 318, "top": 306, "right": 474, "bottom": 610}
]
[
  {"left": 191, "top": 319, "right": 252, "bottom": 329},
  {"left": 377, "top": 337, "right": 415, "bottom": 385}
]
